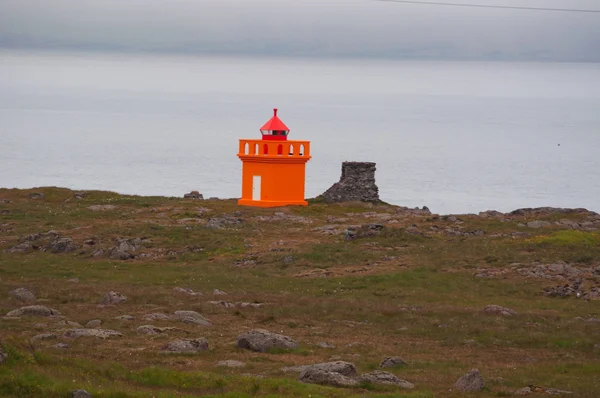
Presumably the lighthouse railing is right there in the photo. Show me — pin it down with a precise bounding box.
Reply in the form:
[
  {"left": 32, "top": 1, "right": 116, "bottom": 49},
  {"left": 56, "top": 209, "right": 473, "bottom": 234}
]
[{"left": 238, "top": 139, "right": 311, "bottom": 158}]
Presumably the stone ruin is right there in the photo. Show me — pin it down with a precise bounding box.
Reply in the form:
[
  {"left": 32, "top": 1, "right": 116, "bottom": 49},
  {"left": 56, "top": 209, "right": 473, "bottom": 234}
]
[{"left": 320, "top": 162, "right": 380, "bottom": 203}]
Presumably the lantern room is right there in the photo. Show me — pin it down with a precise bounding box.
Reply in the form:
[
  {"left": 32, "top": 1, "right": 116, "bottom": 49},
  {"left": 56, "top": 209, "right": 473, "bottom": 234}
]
[
  {"left": 238, "top": 108, "right": 311, "bottom": 208},
  {"left": 260, "top": 108, "right": 289, "bottom": 141}
]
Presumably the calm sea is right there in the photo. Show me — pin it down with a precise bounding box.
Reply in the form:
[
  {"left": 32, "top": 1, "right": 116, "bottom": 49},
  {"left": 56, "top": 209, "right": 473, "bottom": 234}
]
[{"left": 1, "top": 50, "right": 599, "bottom": 214}]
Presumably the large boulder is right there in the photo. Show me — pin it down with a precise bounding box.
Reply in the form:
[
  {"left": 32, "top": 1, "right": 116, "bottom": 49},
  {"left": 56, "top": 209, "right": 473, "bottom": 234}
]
[
  {"left": 320, "top": 162, "right": 379, "bottom": 203},
  {"left": 305, "top": 361, "right": 357, "bottom": 377},
  {"left": 6, "top": 305, "right": 60, "bottom": 317},
  {"left": 299, "top": 368, "right": 358, "bottom": 388},
  {"left": 454, "top": 369, "right": 485, "bottom": 392},
  {"left": 9, "top": 288, "right": 36, "bottom": 303},
  {"left": 161, "top": 338, "right": 208, "bottom": 353},
  {"left": 359, "top": 370, "right": 415, "bottom": 389},
  {"left": 236, "top": 329, "right": 298, "bottom": 352}
]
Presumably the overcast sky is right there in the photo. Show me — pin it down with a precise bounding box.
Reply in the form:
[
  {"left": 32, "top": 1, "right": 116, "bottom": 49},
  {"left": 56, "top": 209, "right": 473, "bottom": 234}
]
[{"left": 1, "top": 0, "right": 599, "bottom": 61}]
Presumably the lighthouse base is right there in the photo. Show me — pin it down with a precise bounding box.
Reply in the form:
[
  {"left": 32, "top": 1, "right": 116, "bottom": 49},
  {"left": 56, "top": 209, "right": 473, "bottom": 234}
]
[{"left": 238, "top": 199, "right": 308, "bottom": 208}]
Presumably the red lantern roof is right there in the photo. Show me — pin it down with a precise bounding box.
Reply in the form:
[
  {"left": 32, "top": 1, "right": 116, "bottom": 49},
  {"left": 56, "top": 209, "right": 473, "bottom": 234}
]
[{"left": 260, "top": 108, "right": 290, "bottom": 133}]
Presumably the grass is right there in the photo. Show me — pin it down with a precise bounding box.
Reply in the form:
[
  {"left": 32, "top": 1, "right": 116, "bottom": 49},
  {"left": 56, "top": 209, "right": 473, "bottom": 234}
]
[{"left": 1, "top": 187, "right": 599, "bottom": 396}]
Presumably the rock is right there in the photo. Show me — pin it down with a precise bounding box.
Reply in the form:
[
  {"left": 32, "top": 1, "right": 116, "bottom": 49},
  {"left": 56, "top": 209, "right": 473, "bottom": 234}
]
[
  {"left": 345, "top": 223, "right": 384, "bottom": 240},
  {"left": 161, "top": 338, "right": 208, "bottom": 353},
  {"left": 173, "top": 287, "right": 202, "bottom": 296},
  {"left": 108, "top": 239, "right": 137, "bottom": 260},
  {"left": 85, "top": 319, "right": 102, "bottom": 328},
  {"left": 183, "top": 191, "right": 204, "bottom": 199},
  {"left": 527, "top": 220, "right": 551, "bottom": 228},
  {"left": 72, "top": 389, "right": 92, "bottom": 398},
  {"left": 142, "top": 313, "right": 171, "bottom": 321},
  {"left": 68, "top": 278, "right": 80, "bottom": 283},
  {"left": 213, "top": 289, "right": 227, "bottom": 296},
  {"left": 217, "top": 360, "right": 246, "bottom": 368},
  {"left": 6, "top": 242, "right": 34, "bottom": 253},
  {"left": 305, "top": 361, "right": 357, "bottom": 377},
  {"left": 28, "top": 192, "right": 44, "bottom": 200},
  {"left": 359, "top": 370, "right": 415, "bottom": 389},
  {"left": 101, "top": 291, "right": 127, "bottom": 305},
  {"left": 30, "top": 333, "right": 57, "bottom": 342},
  {"left": 136, "top": 325, "right": 176, "bottom": 335},
  {"left": 115, "top": 315, "right": 135, "bottom": 321},
  {"left": 281, "top": 365, "right": 310, "bottom": 373},
  {"left": 207, "top": 301, "right": 235, "bottom": 308},
  {"left": 54, "top": 343, "right": 70, "bottom": 349},
  {"left": 74, "top": 192, "right": 87, "bottom": 200},
  {"left": 206, "top": 216, "right": 242, "bottom": 229},
  {"left": 53, "top": 320, "right": 83, "bottom": 328},
  {"left": 320, "top": 162, "right": 379, "bottom": 203},
  {"left": 379, "top": 356, "right": 408, "bottom": 368},
  {"left": 0, "top": 345, "right": 7, "bottom": 364},
  {"left": 479, "top": 210, "right": 504, "bottom": 218},
  {"left": 9, "top": 287, "right": 36, "bottom": 303},
  {"left": 237, "top": 302, "right": 264, "bottom": 309},
  {"left": 33, "top": 323, "right": 47, "bottom": 330},
  {"left": 484, "top": 305, "right": 516, "bottom": 317},
  {"left": 47, "top": 237, "right": 76, "bottom": 253},
  {"left": 64, "top": 329, "right": 122, "bottom": 339},
  {"left": 317, "top": 342, "right": 336, "bottom": 349},
  {"left": 236, "top": 329, "right": 298, "bottom": 352},
  {"left": 454, "top": 368, "right": 485, "bottom": 392},
  {"left": 6, "top": 305, "right": 60, "bottom": 317},
  {"left": 87, "top": 205, "right": 117, "bottom": 212},
  {"left": 299, "top": 368, "right": 358, "bottom": 388},
  {"left": 172, "top": 310, "right": 212, "bottom": 326}
]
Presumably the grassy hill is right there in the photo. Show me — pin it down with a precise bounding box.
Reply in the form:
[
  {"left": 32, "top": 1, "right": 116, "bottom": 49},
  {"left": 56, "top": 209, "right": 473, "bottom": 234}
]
[{"left": 1, "top": 187, "right": 599, "bottom": 397}]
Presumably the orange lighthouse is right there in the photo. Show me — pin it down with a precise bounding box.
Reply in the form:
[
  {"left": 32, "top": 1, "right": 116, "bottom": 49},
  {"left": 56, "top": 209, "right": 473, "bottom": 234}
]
[{"left": 238, "top": 109, "right": 311, "bottom": 207}]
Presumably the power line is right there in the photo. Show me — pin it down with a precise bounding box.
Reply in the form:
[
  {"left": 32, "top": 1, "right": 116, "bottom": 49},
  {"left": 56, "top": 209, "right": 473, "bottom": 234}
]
[{"left": 377, "top": 0, "right": 600, "bottom": 13}]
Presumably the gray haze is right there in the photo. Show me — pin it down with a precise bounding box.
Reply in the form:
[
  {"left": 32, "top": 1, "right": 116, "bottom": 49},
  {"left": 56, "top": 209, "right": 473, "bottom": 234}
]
[{"left": 1, "top": 0, "right": 599, "bottom": 61}]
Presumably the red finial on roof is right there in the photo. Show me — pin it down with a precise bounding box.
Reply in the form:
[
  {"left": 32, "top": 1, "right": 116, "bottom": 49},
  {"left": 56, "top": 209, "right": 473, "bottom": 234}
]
[{"left": 274, "top": 108, "right": 278, "bottom": 116}]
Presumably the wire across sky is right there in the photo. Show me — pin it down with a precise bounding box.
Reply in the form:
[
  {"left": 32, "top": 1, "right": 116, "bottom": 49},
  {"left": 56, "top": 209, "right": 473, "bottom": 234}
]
[{"left": 377, "top": 0, "right": 600, "bottom": 13}]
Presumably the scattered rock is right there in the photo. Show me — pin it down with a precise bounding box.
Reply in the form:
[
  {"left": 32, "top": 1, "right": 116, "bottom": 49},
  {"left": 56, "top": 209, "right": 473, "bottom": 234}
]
[
  {"left": 108, "top": 239, "right": 137, "bottom": 260},
  {"left": 136, "top": 325, "right": 176, "bottom": 335},
  {"left": 484, "top": 305, "right": 517, "bottom": 317},
  {"left": 305, "top": 361, "right": 357, "bottom": 377},
  {"left": 217, "top": 360, "right": 246, "bottom": 368},
  {"left": 237, "top": 302, "right": 264, "bottom": 309},
  {"left": 213, "top": 289, "right": 227, "bottom": 296},
  {"left": 74, "top": 192, "right": 87, "bottom": 200},
  {"left": 208, "top": 301, "right": 235, "bottom": 308},
  {"left": 320, "top": 162, "right": 379, "bottom": 203},
  {"left": 161, "top": 338, "right": 208, "bottom": 353},
  {"left": 72, "top": 389, "right": 92, "bottom": 398},
  {"left": 6, "top": 305, "right": 60, "bottom": 317},
  {"left": 5, "top": 242, "right": 34, "bottom": 253},
  {"left": 173, "top": 287, "right": 202, "bottom": 296},
  {"left": 30, "top": 333, "right": 57, "bottom": 342},
  {"left": 85, "top": 320, "right": 102, "bottom": 328},
  {"left": 54, "top": 343, "right": 70, "bottom": 349},
  {"left": 454, "top": 368, "right": 485, "bottom": 392},
  {"left": 64, "top": 329, "right": 122, "bottom": 339},
  {"left": 345, "top": 223, "right": 384, "bottom": 240},
  {"left": 479, "top": 210, "right": 504, "bottom": 218},
  {"left": 359, "top": 370, "right": 415, "bottom": 389},
  {"left": 115, "top": 315, "right": 135, "bottom": 321},
  {"left": 236, "top": 329, "right": 298, "bottom": 352},
  {"left": 172, "top": 310, "right": 212, "bottom": 326},
  {"left": 101, "top": 291, "right": 127, "bottom": 305},
  {"left": 47, "top": 237, "right": 76, "bottom": 253},
  {"left": 87, "top": 205, "right": 117, "bottom": 212},
  {"left": 527, "top": 220, "right": 551, "bottom": 229},
  {"left": 33, "top": 323, "right": 47, "bottom": 330},
  {"left": 379, "top": 356, "right": 408, "bottom": 368},
  {"left": 53, "top": 320, "right": 82, "bottom": 328},
  {"left": 68, "top": 278, "right": 80, "bottom": 283},
  {"left": 317, "top": 342, "right": 336, "bottom": 349},
  {"left": 142, "top": 313, "right": 171, "bottom": 321},
  {"left": 206, "top": 215, "right": 243, "bottom": 229},
  {"left": 183, "top": 191, "right": 204, "bottom": 199},
  {"left": 9, "top": 287, "right": 36, "bottom": 303},
  {"left": 0, "top": 345, "right": 7, "bottom": 364},
  {"left": 299, "top": 368, "right": 358, "bottom": 388},
  {"left": 28, "top": 192, "right": 45, "bottom": 200}
]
